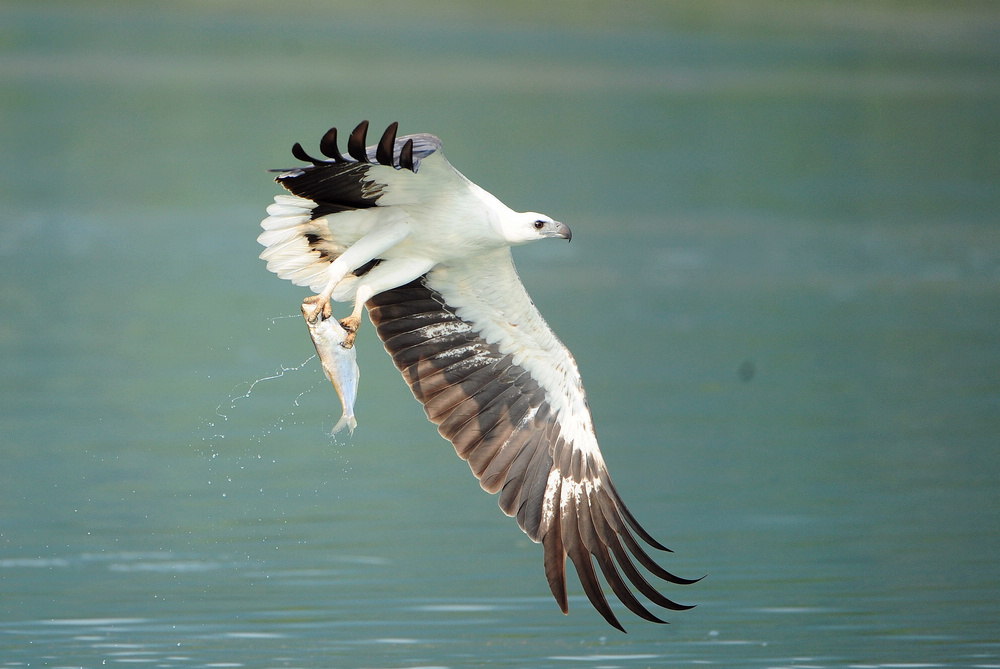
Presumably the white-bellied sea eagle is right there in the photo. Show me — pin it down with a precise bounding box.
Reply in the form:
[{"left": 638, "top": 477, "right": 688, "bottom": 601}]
[{"left": 258, "top": 121, "right": 698, "bottom": 631}]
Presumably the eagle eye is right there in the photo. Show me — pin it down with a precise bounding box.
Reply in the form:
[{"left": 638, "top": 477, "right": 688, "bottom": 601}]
[{"left": 533, "top": 220, "right": 546, "bottom": 230}]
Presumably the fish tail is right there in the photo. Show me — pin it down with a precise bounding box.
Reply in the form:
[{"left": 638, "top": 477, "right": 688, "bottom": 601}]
[{"left": 332, "top": 413, "right": 358, "bottom": 436}]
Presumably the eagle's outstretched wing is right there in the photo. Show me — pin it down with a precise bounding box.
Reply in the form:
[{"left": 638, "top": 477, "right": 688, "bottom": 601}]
[{"left": 367, "top": 251, "right": 698, "bottom": 631}]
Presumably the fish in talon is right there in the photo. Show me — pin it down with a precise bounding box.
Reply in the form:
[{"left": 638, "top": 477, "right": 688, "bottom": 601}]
[{"left": 301, "top": 301, "right": 360, "bottom": 435}]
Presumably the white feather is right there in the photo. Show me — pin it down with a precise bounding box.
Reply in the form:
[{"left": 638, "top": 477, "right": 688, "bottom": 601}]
[
  {"left": 426, "top": 250, "right": 597, "bottom": 452},
  {"left": 257, "top": 226, "right": 307, "bottom": 247}
]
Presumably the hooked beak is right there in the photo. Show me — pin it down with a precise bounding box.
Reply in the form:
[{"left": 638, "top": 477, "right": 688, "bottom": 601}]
[{"left": 548, "top": 220, "right": 572, "bottom": 242}]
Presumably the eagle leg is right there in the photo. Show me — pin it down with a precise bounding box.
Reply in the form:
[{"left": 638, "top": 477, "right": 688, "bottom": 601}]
[
  {"left": 303, "top": 219, "right": 414, "bottom": 327},
  {"left": 338, "top": 314, "right": 362, "bottom": 349},
  {"left": 341, "top": 256, "right": 438, "bottom": 348}
]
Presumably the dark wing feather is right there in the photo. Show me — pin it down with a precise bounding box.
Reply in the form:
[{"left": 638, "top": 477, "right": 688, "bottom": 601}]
[
  {"left": 347, "top": 120, "right": 371, "bottom": 162},
  {"left": 366, "top": 275, "right": 698, "bottom": 631},
  {"left": 272, "top": 122, "right": 440, "bottom": 218},
  {"left": 376, "top": 122, "right": 398, "bottom": 167}
]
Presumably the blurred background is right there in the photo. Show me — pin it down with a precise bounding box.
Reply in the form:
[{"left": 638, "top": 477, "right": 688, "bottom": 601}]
[{"left": 1, "top": 1, "right": 998, "bottom": 667}]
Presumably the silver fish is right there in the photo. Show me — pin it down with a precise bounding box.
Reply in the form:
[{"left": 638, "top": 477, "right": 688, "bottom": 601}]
[{"left": 301, "top": 301, "right": 360, "bottom": 435}]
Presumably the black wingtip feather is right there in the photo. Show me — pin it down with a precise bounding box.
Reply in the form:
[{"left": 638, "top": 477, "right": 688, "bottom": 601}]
[
  {"left": 286, "top": 121, "right": 423, "bottom": 173},
  {"left": 400, "top": 138, "right": 415, "bottom": 171},
  {"left": 291, "top": 142, "right": 323, "bottom": 165},
  {"left": 602, "top": 475, "right": 673, "bottom": 552},
  {"left": 319, "top": 127, "right": 347, "bottom": 162},
  {"left": 565, "top": 503, "right": 626, "bottom": 633},
  {"left": 348, "top": 120, "right": 370, "bottom": 162},
  {"left": 376, "top": 122, "right": 398, "bottom": 167},
  {"left": 542, "top": 512, "right": 569, "bottom": 615}
]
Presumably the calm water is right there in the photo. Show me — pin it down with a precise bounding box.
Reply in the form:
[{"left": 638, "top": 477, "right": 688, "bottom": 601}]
[{"left": 2, "top": 2, "right": 999, "bottom": 667}]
